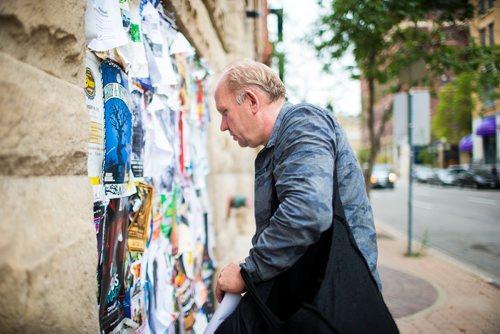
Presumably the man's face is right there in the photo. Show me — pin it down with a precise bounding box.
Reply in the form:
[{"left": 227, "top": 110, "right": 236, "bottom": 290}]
[{"left": 215, "top": 80, "right": 257, "bottom": 148}]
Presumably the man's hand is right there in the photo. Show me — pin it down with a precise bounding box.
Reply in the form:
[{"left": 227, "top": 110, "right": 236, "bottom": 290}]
[{"left": 215, "top": 263, "right": 246, "bottom": 303}]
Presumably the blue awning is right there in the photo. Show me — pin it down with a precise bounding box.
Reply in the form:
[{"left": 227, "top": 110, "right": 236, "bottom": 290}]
[
  {"left": 459, "top": 135, "right": 473, "bottom": 152},
  {"left": 476, "top": 116, "right": 496, "bottom": 136}
]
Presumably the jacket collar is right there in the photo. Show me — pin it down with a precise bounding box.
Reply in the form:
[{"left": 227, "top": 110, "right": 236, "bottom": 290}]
[{"left": 264, "top": 102, "right": 292, "bottom": 149}]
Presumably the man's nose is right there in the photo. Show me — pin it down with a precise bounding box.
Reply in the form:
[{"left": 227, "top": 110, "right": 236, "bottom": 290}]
[{"left": 220, "top": 118, "right": 228, "bottom": 132}]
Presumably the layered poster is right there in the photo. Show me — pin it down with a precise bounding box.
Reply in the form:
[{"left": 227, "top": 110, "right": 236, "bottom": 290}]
[
  {"left": 102, "top": 60, "right": 132, "bottom": 198},
  {"left": 130, "top": 85, "right": 146, "bottom": 178},
  {"left": 128, "top": 182, "right": 153, "bottom": 252},
  {"left": 85, "top": 51, "right": 105, "bottom": 201},
  {"left": 98, "top": 197, "right": 129, "bottom": 333}
]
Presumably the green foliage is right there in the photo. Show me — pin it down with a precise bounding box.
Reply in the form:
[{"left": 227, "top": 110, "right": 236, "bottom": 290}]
[
  {"left": 312, "top": 0, "right": 474, "bottom": 193},
  {"left": 405, "top": 228, "right": 430, "bottom": 257},
  {"left": 432, "top": 72, "right": 474, "bottom": 144},
  {"left": 376, "top": 154, "right": 390, "bottom": 164},
  {"left": 418, "top": 147, "right": 435, "bottom": 166},
  {"left": 312, "top": 0, "right": 474, "bottom": 82},
  {"left": 357, "top": 147, "right": 370, "bottom": 165}
]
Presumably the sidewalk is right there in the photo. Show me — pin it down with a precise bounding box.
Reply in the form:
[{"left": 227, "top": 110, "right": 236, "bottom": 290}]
[{"left": 376, "top": 222, "right": 500, "bottom": 334}]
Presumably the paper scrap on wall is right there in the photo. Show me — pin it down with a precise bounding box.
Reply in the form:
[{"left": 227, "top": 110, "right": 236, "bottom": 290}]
[{"left": 85, "top": 0, "right": 129, "bottom": 52}]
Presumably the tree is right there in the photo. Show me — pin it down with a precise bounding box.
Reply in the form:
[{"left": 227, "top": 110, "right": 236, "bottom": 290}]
[
  {"left": 312, "top": 0, "right": 473, "bottom": 192},
  {"left": 432, "top": 72, "right": 474, "bottom": 144}
]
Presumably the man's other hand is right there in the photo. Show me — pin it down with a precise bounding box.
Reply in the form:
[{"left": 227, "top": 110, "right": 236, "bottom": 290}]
[{"left": 215, "top": 263, "right": 246, "bottom": 303}]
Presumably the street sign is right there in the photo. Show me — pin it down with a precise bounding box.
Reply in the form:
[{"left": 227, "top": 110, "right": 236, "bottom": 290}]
[
  {"left": 392, "top": 90, "right": 431, "bottom": 146},
  {"left": 393, "top": 92, "right": 407, "bottom": 144}
]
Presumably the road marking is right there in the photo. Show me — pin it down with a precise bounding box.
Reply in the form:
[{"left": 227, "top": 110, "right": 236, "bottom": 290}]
[
  {"left": 467, "top": 197, "right": 497, "bottom": 206},
  {"left": 413, "top": 200, "right": 434, "bottom": 210}
]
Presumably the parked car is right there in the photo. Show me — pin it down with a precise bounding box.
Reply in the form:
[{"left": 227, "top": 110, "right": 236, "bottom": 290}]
[
  {"left": 370, "top": 164, "right": 396, "bottom": 189},
  {"left": 414, "top": 165, "right": 434, "bottom": 183},
  {"left": 447, "top": 164, "right": 468, "bottom": 180},
  {"left": 456, "top": 168, "right": 500, "bottom": 189},
  {"left": 428, "top": 168, "right": 456, "bottom": 186}
]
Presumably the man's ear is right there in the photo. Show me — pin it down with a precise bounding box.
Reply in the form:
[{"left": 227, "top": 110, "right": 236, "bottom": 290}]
[{"left": 244, "top": 89, "right": 260, "bottom": 114}]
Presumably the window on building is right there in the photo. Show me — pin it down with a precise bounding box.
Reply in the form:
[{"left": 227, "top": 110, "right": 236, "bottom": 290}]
[
  {"left": 480, "top": 28, "right": 486, "bottom": 46},
  {"left": 487, "top": 0, "right": 494, "bottom": 9},
  {"left": 488, "top": 23, "right": 495, "bottom": 46},
  {"left": 479, "top": 0, "right": 485, "bottom": 15},
  {"left": 483, "top": 135, "right": 497, "bottom": 164}
]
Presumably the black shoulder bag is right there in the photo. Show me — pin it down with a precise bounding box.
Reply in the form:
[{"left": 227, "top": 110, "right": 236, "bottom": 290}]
[{"left": 216, "top": 165, "right": 399, "bottom": 334}]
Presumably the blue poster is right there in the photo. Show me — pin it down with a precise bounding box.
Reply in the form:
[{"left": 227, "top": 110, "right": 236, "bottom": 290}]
[{"left": 101, "top": 60, "right": 132, "bottom": 198}]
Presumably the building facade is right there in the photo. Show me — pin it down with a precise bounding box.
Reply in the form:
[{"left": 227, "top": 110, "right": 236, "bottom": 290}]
[{"left": 469, "top": 0, "right": 499, "bottom": 165}]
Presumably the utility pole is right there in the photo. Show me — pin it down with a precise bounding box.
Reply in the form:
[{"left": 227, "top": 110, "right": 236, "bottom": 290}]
[{"left": 407, "top": 90, "right": 414, "bottom": 256}]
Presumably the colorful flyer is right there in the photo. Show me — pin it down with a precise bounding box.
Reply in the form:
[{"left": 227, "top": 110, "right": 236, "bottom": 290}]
[
  {"left": 101, "top": 59, "right": 132, "bottom": 198},
  {"left": 128, "top": 182, "right": 154, "bottom": 252},
  {"left": 98, "top": 197, "right": 129, "bottom": 333}
]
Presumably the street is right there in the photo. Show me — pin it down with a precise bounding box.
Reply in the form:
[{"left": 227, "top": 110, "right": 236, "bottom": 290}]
[{"left": 370, "top": 180, "right": 500, "bottom": 285}]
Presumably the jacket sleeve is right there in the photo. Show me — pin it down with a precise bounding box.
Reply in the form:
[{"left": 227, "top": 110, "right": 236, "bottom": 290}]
[{"left": 242, "top": 107, "right": 336, "bottom": 283}]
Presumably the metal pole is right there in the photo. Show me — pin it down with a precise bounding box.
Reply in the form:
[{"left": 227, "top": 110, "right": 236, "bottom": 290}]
[{"left": 407, "top": 91, "right": 414, "bottom": 256}]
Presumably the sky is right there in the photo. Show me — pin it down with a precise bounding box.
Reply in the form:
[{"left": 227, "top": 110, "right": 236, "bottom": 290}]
[{"left": 267, "top": 0, "right": 361, "bottom": 116}]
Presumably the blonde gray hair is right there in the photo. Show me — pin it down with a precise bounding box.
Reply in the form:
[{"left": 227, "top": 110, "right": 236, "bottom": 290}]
[{"left": 222, "top": 60, "right": 286, "bottom": 104}]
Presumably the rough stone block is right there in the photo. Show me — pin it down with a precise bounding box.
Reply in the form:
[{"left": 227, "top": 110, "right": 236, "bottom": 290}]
[
  {"left": 0, "top": 53, "right": 88, "bottom": 177},
  {"left": 165, "top": 0, "right": 228, "bottom": 71},
  {"left": 208, "top": 173, "right": 254, "bottom": 263},
  {"left": 0, "top": 176, "right": 99, "bottom": 333},
  {"left": 0, "top": 0, "right": 86, "bottom": 85}
]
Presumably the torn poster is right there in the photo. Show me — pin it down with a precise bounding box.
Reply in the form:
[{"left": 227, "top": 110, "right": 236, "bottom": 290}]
[
  {"left": 102, "top": 59, "right": 133, "bottom": 198},
  {"left": 145, "top": 239, "right": 177, "bottom": 333},
  {"left": 142, "top": 2, "right": 177, "bottom": 93},
  {"left": 143, "top": 96, "right": 175, "bottom": 193}
]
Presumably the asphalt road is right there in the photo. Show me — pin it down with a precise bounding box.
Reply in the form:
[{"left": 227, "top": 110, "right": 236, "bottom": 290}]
[{"left": 370, "top": 180, "right": 500, "bottom": 284}]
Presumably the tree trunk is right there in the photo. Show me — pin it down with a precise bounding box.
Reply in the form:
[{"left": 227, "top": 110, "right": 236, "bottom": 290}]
[
  {"left": 363, "top": 68, "right": 392, "bottom": 196},
  {"left": 364, "top": 75, "right": 377, "bottom": 195}
]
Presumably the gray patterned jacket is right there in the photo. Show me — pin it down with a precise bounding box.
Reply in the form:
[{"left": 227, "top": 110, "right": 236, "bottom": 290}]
[{"left": 241, "top": 102, "right": 381, "bottom": 289}]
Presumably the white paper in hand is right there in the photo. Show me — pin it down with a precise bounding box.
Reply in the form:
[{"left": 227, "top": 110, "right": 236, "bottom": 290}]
[{"left": 204, "top": 293, "right": 242, "bottom": 334}]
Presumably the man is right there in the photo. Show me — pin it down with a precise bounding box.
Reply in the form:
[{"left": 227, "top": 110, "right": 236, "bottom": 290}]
[{"left": 214, "top": 60, "right": 381, "bottom": 305}]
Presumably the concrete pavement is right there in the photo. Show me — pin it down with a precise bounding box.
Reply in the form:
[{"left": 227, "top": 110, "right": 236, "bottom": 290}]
[{"left": 377, "top": 222, "right": 500, "bottom": 333}]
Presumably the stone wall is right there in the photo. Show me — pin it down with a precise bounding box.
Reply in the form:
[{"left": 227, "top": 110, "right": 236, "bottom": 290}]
[
  {"left": 0, "top": 0, "right": 99, "bottom": 332},
  {"left": 0, "top": 0, "right": 266, "bottom": 332}
]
